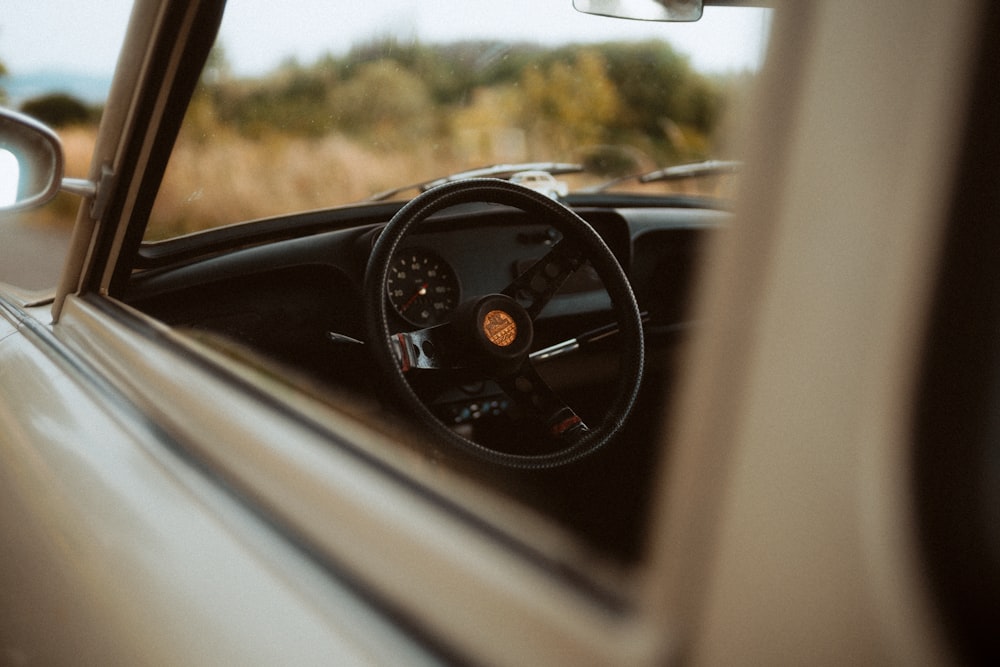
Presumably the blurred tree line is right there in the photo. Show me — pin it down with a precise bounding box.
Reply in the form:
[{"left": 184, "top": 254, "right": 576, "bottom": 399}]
[
  {"left": 187, "top": 37, "right": 747, "bottom": 170},
  {"left": 19, "top": 93, "right": 101, "bottom": 126},
  {"left": 0, "top": 54, "right": 101, "bottom": 126},
  {"left": 2, "top": 38, "right": 749, "bottom": 168},
  {"left": 1, "top": 40, "right": 754, "bottom": 234}
]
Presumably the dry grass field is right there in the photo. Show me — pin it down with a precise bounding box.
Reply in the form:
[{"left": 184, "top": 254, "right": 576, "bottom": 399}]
[
  {"left": 148, "top": 130, "right": 469, "bottom": 238},
  {"left": 17, "top": 119, "right": 732, "bottom": 243},
  {"left": 11, "top": 40, "right": 744, "bottom": 239}
]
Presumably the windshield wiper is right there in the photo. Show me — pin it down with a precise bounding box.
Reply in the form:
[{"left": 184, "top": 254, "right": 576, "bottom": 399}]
[
  {"left": 585, "top": 159, "right": 741, "bottom": 193},
  {"left": 367, "top": 162, "right": 583, "bottom": 202}
]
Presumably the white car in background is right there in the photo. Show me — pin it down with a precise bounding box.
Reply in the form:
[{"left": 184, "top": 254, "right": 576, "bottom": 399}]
[{"left": 509, "top": 170, "right": 569, "bottom": 199}]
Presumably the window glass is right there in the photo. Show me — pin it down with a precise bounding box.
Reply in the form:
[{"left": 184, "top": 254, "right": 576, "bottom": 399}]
[
  {"left": 146, "top": 0, "right": 770, "bottom": 239},
  {"left": 135, "top": 0, "right": 771, "bottom": 566}
]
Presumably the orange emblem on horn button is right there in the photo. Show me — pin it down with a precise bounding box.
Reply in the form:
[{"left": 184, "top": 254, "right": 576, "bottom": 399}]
[{"left": 483, "top": 310, "right": 518, "bottom": 347}]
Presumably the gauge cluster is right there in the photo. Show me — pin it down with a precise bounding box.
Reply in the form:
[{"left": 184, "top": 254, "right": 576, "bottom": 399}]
[
  {"left": 386, "top": 248, "right": 461, "bottom": 326},
  {"left": 381, "top": 211, "right": 632, "bottom": 330}
]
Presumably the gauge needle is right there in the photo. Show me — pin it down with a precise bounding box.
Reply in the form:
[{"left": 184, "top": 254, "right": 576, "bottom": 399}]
[{"left": 401, "top": 282, "right": 428, "bottom": 311}]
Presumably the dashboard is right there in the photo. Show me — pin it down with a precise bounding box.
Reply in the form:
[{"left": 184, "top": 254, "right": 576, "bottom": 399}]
[
  {"left": 124, "top": 200, "right": 724, "bottom": 561},
  {"left": 126, "top": 201, "right": 720, "bottom": 381}
]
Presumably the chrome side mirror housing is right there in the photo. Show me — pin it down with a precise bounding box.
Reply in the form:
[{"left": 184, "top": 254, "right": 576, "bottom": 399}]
[
  {"left": 0, "top": 108, "right": 65, "bottom": 212},
  {"left": 0, "top": 108, "right": 96, "bottom": 214}
]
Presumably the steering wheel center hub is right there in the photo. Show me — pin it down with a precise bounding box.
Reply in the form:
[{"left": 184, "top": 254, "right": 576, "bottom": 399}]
[
  {"left": 453, "top": 294, "right": 533, "bottom": 376},
  {"left": 483, "top": 309, "right": 518, "bottom": 347}
]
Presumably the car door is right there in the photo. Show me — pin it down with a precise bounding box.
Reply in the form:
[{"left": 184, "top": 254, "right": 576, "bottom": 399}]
[
  {"left": 2, "top": 0, "right": 996, "bottom": 665},
  {"left": 2, "top": 1, "right": 665, "bottom": 663}
]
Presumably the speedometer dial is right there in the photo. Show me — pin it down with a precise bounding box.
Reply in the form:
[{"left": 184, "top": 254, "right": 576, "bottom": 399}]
[{"left": 387, "top": 248, "right": 460, "bottom": 326}]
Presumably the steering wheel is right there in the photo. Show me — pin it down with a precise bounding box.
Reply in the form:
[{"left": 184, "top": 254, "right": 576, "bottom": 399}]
[{"left": 364, "top": 179, "right": 644, "bottom": 468}]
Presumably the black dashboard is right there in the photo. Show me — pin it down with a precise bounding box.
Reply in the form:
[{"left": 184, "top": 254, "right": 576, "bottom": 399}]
[
  {"left": 127, "top": 202, "right": 722, "bottom": 351},
  {"left": 124, "top": 200, "right": 724, "bottom": 562}
]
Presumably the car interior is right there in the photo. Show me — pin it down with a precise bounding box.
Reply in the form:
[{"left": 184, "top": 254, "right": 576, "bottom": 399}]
[
  {"left": 40, "top": 0, "right": 752, "bottom": 571},
  {"left": 4, "top": 0, "right": 1000, "bottom": 663},
  {"left": 122, "top": 182, "right": 721, "bottom": 564}
]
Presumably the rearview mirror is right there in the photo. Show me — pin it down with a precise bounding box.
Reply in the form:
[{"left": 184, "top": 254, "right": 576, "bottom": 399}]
[
  {"left": 573, "top": 0, "right": 703, "bottom": 22},
  {"left": 0, "top": 108, "right": 65, "bottom": 212}
]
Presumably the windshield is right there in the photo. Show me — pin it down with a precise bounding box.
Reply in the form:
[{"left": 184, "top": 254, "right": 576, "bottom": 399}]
[{"left": 146, "top": 0, "right": 770, "bottom": 239}]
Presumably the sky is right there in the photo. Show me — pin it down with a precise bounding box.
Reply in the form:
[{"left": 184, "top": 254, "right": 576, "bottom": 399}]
[{"left": 1, "top": 1, "right": 770, "bottom": 79}]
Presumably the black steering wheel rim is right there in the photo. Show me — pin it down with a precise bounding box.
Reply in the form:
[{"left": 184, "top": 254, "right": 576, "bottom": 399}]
[{"left": 364, "top": 178, "right": 644, "bottom": 468}]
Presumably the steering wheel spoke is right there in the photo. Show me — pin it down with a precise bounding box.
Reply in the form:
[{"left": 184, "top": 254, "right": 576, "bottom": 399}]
[
  {"left": 497, "top": 362, "right": 589, "bottom": 443},
  {"left": 390, "top": 325, "right": 453, "bottom": 371},
  {"left": 502, "top": 239, "right": 586, "bottom": 319}
]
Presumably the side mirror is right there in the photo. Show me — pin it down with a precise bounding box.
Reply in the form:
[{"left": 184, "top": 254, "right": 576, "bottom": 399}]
[
  {"left": 0, "top": 108, "right": 65, "bottom": 212},
  {"left": 573, "top": 0, "right": 703, "bottom": 22},
  {"left": 0, "top": 108, "right": 98, "bottom": 214}
]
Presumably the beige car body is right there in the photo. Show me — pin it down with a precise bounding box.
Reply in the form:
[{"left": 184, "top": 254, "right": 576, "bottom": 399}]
[{"left": 0, "top": 0, "right": 988, "bottom": 664}]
